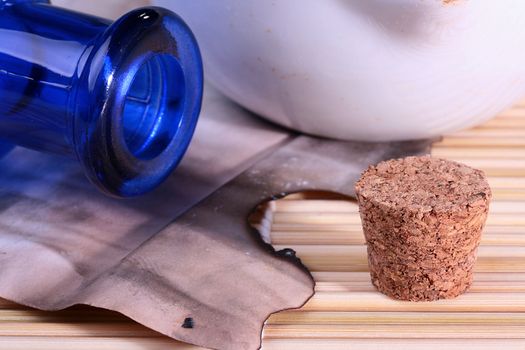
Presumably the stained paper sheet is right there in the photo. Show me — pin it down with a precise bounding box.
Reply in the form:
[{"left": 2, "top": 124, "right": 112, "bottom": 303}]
[{"left": 0, "top": 86, "right": 433, "bottom": 349}]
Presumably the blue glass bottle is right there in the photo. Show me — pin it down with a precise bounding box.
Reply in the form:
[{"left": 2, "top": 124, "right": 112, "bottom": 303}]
[{"left": 0, "top": 0, "right": 203, "bottom": 197}]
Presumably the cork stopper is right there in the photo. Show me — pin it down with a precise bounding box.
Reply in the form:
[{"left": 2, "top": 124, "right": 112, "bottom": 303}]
[{"left": 355, "top": 156, "right": 491, "bottom": 301}]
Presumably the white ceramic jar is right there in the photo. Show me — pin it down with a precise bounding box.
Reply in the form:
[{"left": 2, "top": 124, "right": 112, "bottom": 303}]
[{"left": 155, "top": 0, "right": 525, "bottom": 141}]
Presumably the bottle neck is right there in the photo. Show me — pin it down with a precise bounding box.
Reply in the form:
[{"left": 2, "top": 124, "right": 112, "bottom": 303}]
[{"left": 0, "top": 1, "right": 110, "bottom": 155}]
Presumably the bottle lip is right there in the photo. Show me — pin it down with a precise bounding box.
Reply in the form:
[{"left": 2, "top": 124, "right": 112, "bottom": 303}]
[{"left": 72, "top": 7, "right": 203, "bottom": 197}]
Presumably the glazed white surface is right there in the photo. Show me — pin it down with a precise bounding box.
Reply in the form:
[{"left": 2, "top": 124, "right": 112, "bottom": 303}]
[
  {"left": 154, "top": 0, "right": 525, "bottom": 141},
  {"left": 53, "top": 0, "right": 148, "bottom": 19}
]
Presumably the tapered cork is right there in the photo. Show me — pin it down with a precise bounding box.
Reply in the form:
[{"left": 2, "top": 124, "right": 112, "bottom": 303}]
[{"left": 355, "top": 156, "right": 491, "bottom": 301}]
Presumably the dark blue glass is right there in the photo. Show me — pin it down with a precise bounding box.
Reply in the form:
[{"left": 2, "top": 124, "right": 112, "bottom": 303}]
[{"left": 0, "top": 0, "right": 203, "bottom": 197}]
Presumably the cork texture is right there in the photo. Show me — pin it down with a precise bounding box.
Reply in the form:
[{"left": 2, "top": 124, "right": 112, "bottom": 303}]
[{"left": 355, "top": 156, "right": 491, "bottom": 301}]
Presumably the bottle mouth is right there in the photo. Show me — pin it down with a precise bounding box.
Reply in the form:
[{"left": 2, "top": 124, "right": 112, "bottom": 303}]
[
  {"left": 72, "top": 7, "right": 203, "bottom": 197},
  {"left": 122, "top": 53, "right": 186, "bottom": 161}
]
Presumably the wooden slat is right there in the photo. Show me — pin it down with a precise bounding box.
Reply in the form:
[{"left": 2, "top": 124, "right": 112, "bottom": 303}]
[
  {"left": 302, "top": 292, "right": 525, "bottom": 312},
  {"left": 268, "top": 311, "right": 525, "bottom": 325},
  {"left": 432, "top": 147, "right": 525, "bottom": 159},
  {"left": 492, "top": 108, "right": 525, "bottom": 118},
  {"left": 309, "top": 272, "right": 525, "bottom": 293},
  {"left": 448, "top": 130, "right": 525, "bottom": 138},
  {"left": 263, "top": 339, "right": 525, "bottom": 350},
  {"left": 435, "top": 137, "right": 525, "bottom": 147},
  {"left": 263, "top": 324, "right": 525, "bottom": 339},
  {"left": 474, "top": 119, "right": 525, "bottom": 129}
]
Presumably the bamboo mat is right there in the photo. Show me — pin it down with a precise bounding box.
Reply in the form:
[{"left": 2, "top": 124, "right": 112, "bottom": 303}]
[{"left": 2, "top": 102, "right": 525, "bottom": 350}]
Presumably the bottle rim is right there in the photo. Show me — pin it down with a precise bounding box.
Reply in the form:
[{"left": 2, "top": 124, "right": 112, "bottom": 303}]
[{"left": 72, "top": 6, "right": 203, "bottom": 197}]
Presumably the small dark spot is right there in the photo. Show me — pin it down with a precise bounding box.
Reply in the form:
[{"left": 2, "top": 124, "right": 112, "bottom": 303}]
[
  {"left": 277, "top": 248, "right": 296, "bottom": 258},
  {"left": 182, "top": 317, "right": 194, "bottom": 329}
]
